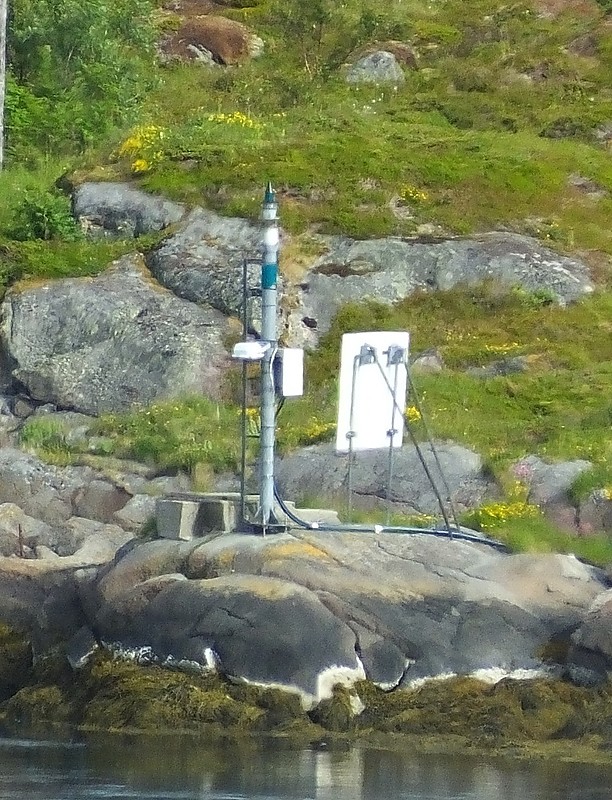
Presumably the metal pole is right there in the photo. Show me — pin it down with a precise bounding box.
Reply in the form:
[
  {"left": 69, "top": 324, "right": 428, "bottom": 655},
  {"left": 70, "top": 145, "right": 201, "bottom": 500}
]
[
  {"left": 259, "top": 183, "right": 279, "bottom": 529},
  {"left": 346, "top": 355, "right": 360, "bottom": 521},
  {"left": 385, "top": 361, "right": 401, "bottom": 525},
  {"left": 239, "top": 258, "right": 249, "bottom": 528}
]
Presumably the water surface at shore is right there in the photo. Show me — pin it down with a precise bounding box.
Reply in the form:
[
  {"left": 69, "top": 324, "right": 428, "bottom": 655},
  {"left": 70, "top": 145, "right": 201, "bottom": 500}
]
[{"left": 0, "top": 731, "right": 611, "bottom": 799}]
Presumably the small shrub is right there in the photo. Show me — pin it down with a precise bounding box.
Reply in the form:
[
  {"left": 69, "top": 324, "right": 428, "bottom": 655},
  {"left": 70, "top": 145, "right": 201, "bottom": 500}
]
[
  {"left": 10, "top": 190, "right": 80, "bottom": 242},
  {"left": 19, "top": 417, "right": 74, "bottom": 465},
  {"left": 539, "top": 117, "right": 592, "bottom": 140}
]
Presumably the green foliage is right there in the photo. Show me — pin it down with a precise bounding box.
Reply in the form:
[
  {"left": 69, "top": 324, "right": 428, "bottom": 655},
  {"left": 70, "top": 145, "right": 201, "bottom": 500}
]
[
  {"left": 19, "top": 417, "right": 73, "bottom": 465},
  {"left": 594, "top": 0, "right": 612, "bottom": 14},
  {"left": 310, "top": 286, "right": 612, "bottom": 473},
  {"left": 476, "top": 515, "right": 612, "bottom": 567},
  {"left": 569, "top": 464, "right": 612, "bottom": 504},
  {"left": 6, "top": 0, "right": 157, "bottom": 160},
  {"left": 0, "top": 238, "right": 149, "bottom": 296},
  {"left": 92, "top": 396, "right": 244, "bottom": 473},
  {"left": 10, "top": 190, "right": 80, "bottom": 241}
]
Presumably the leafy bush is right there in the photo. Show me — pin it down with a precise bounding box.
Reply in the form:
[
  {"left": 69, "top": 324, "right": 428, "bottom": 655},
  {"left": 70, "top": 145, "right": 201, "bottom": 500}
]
[
  {"left": 6, "top": 0, "right": 157, "bottom": 159},
  {"left": 10, "top": 190, "right": 80, "bottom": 241}
]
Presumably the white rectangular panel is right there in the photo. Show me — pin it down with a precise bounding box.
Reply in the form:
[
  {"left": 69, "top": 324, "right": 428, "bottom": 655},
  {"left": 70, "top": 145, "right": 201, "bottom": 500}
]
[
  {"left": 335, "top": 331, "right": 410, "bottom": 453},
  {"left": 279, "top": 348, "right": 304, "bottom": 397}
]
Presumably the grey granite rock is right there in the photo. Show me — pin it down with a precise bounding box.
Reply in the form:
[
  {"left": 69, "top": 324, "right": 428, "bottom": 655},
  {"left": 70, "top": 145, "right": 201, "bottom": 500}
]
[
  {"left": 112, "top": 494, "right": 157, "bottom": 533},
  {"left": 73, "top": 182, "right": 185, "bottom": 238},
  {"left": 276, "top": 442, "right": 497, "bottom": 516},
  {"left": 288, "top": 232, "right": 594, "bottom": 346},
  {"left": 1, "top": 254, "right": 231, "bottom": 415},
  {"left": 512, "top": 455, "right": 592, "bottom": 506},
  {"left": 146, "top": 207, "right": 264, "bottom": 319},
  {"left": 345, "top": 51, "right": 405, "bottom": 84},
  {"left": 82, "top": 532, "right": 606, "bottom": 704}
]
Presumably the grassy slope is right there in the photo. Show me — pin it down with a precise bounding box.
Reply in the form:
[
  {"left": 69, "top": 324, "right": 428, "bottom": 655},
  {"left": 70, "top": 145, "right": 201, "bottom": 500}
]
[{"left": 2, "top": 0, "right": 612, "bottom": 555}]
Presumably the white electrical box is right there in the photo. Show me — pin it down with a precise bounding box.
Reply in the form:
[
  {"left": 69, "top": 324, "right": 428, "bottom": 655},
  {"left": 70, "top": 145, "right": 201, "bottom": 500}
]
[
  {"left": 277, "top": 348, "right": 304, "bottom": 397},
  {"left": 335, "top": 331, "right": 409, "bottom": 453}
]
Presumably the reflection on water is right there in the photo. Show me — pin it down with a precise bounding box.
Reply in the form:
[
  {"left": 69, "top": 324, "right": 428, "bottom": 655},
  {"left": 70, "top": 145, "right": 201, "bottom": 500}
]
[{"left": 0, "top": 730, "right": 610, "bottom": 800}]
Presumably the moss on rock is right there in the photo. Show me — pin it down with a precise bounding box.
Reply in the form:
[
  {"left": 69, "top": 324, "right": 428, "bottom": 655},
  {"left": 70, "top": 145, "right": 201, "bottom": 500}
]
[
  {"left": 310, "top": 686, "right": 356, "bottom": 732},
  {"left": 4, "top": 643, "right": 612, "bottom": 760},
  {"left": 0, "top": 624, "right": 33, "bottom": 701},
  {"left": 4, "top": 685, "right": 72, "bottom": 725}
]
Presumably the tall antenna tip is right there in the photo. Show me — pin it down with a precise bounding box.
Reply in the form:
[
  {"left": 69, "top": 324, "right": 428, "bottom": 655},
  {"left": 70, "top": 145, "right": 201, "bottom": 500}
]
[{"left": 264, "top": 182, "right": 275, "bottom": 204}]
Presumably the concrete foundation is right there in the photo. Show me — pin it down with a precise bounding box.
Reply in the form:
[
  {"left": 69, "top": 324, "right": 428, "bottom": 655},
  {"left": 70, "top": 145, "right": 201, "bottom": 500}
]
[
  {"left": 156, "top": 493, "right": 253, "bottom": 540},
  {"left": 156, "top": 492, "right": 342, "bottom": 539}
]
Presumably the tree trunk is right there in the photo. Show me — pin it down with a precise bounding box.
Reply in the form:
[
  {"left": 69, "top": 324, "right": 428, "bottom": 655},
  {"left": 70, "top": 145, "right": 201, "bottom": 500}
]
[{"left": 0, "top": 0, "right": 7, "bottom": 170}]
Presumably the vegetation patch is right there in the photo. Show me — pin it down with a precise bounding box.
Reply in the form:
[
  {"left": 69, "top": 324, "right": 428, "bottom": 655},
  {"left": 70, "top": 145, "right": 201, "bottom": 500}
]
[{"left": 5, "top": 644, "right": 612, "bottom": 760}]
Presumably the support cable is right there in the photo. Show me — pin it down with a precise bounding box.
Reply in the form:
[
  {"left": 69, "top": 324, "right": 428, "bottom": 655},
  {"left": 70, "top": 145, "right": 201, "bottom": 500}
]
[
  {"left": 371, "top": 354, "right": 455, "bottom": 537},
  {"left": 269, "top": 341, "right": 508, "bottom": 552},
  {"left": 272, "top": 482, "right": 507, "bottom": 552},
  {"left": 403, "top": 362, "right": 461, "bottom": 532}
]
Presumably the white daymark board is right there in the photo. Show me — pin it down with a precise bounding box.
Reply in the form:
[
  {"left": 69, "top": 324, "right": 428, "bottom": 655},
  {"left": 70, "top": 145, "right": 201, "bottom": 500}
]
[{"left": 335, "top": 331, "right": 410, "bottom": 453}]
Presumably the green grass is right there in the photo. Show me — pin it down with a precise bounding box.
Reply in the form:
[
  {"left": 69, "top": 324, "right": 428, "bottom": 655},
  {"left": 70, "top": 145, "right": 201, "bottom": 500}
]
[
  {"left": 72, "top": 0, "right": 610, "bottom": 250},
  {"left": 477, "top": 515, "right": 612, "bottom": 567},
  {"left": 306, "top": 287, "right": 612, "bottom": 479}
]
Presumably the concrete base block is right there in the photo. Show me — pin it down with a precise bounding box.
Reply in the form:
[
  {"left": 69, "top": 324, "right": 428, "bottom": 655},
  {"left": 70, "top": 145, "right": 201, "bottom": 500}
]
[
  {"left": 156, "top": 492, "right": 258, "bottom": 540},
  {"left": 156, "top": 492, "right": 342, "bottom": 538}
]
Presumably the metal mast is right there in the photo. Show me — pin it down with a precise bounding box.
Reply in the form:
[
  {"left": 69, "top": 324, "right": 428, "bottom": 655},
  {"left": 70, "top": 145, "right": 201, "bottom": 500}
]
[{"left": 259, "top": 183, "right": 279, "bottom": 527}]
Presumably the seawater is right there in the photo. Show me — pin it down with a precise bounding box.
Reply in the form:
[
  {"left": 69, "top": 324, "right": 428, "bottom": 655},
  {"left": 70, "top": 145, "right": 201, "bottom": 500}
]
[{"left": 0, "top": 731, "right": 610, "bottom": 800}]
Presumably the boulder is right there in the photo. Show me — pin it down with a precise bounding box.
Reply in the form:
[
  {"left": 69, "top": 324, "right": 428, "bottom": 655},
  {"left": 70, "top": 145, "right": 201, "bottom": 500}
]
[
  {"left": 512, "top": 455, "right": 592, "bottom": 506},
  {"left": 73, "top": 182, "right": 185, "bottom": 238},
  {"left": 112, "top": 494, "right": 157, "bottom": 533},
  {"left": 578, "top": 490, "right": 612, "bottom": 535},
  {"left": 345, "top": 51, "right": 405, "bottom": 84},
  {"left": 146, "top": 207, "right": 264, "bottom": 320},
  {"left": 350, "top": 41, "right": 418, "bottom": 70},
  {"left": 74, "top": 481, "right": 132, "bottom": 524},
  {"left": 287, "top": 232, "right": 594, "bottom": 346},
  {"left": 83, "top": 531, "right": 606, "bottom": 704},
  {"left": 0, "top": 521, "right": 132, "bottom": 652},
  {"left": 159, "top": 17, "right": 264, "bottom": 65},
  {"left": 0, "top": 504, "right": 56, "bottom": 557},
  {"left": 1, "top": 254, "right": 232, "bottom": 415},
  {"left": 276, "top": 442, "right": 497, "bottom": 516},
  {"left": 568, "top": 590, "right": 612, "bottom": 685},
  {"left": 410, "top": 349, "right": 444, "bottom": 374}
]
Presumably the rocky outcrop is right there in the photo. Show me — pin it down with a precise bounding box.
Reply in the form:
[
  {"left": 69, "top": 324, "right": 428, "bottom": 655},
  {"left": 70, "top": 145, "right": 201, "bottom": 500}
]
[
  {"left": 344, "top": 51, "right": 405, "bottom": 84},
  {"left": 0, "top": 254, "right": 231, "bottom": 415},
  {"left": 73, "top": 182, "right": 185, "bottom": 238},
  {"left": 146, "top": 207, "right": 264, "bottom": 320},
  {"left": 276, "top": 442, "right": 497, "bottom": 516},
  {"left": 76, "top": 531, "right": 606, "bottom": 706},
  {"left": 0, "top": 448, "right": 120, "bottom": 526},
  {"left": 68, "top": 187, "right": 596, "bottom": 353},
  {"left": 287, "top": 232, "right": 594, "bottom": 346}
]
